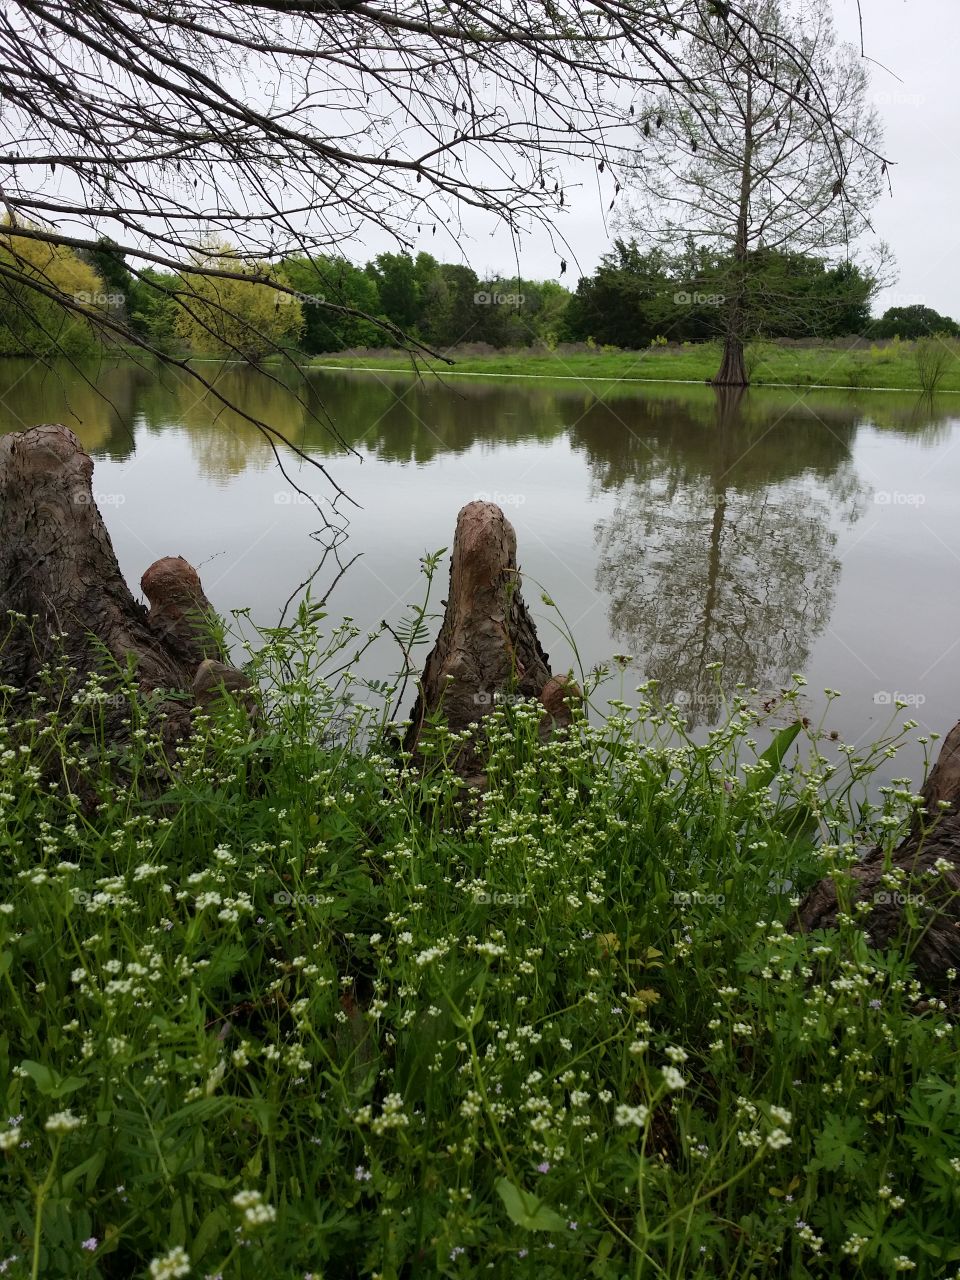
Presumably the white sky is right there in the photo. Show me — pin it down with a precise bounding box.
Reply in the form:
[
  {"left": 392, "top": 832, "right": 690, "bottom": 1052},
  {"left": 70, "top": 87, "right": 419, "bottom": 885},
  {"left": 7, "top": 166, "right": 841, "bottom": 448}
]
[
  {"left": 431, "top": 0, "right": 959, "bottom": 318},
  {"left": 832, "top": 0, "right": 960, "bottom": 315},
  {"left": 19, "top": 1, "right": 953, "bottom": 318}
]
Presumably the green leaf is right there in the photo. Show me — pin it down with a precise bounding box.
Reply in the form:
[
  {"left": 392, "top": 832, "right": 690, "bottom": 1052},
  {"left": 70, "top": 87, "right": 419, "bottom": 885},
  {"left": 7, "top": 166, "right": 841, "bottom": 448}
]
[
  {"left": 730, "top": 721, "right": 803, "bottom": 829},
  {"left": 169, "top": 1196, "right": 187, "bottom": 1248},
  {"left": 806, "top": 1112, "right": 866, "bottom": 1173},
  {"left": 591, "top": 1231, "right": 618, "bottom": 1278},
  {"left": 770, "top": 801, "right": 819, "bottom": 841},
  {"left": 748, "top": 721, "right": 801, "bottom": 793},
  {"left": 192, "top": 1206, "right": 229, "bottom": 1260},
  {"left": 58, "top": 1150, "right": 106, "bottom": 1195},
  {"left": 19, "top": 1060, "right": 56, "bottom": 1094},
  {"left": 495, "top": 1177, "right": 567, "bottom": 1231},
  {"left": 190, "top": 1172, "right": 233, "bottom": 1190},
  {"left": 19, "top": 1060, "right": 85, "bottom": 1099}
]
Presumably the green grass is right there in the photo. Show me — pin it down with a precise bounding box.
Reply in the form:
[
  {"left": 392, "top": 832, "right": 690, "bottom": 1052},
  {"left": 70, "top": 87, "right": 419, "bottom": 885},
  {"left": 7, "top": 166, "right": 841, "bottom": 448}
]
[
  {"left": 2, "top": 597, "right": 959, "bottom": 1279},
  {"left": 305, "top": 337, "right": 960, "bottom": 394}
]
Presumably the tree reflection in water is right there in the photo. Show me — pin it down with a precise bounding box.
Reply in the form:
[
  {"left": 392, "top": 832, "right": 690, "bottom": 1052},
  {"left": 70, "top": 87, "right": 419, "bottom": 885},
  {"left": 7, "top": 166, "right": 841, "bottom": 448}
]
[
  {"left": 581, "top": 387, "right": 869, "bottom": 727},
  {"left": 2, "top": 360, "right": 953, "bottom": 733}
]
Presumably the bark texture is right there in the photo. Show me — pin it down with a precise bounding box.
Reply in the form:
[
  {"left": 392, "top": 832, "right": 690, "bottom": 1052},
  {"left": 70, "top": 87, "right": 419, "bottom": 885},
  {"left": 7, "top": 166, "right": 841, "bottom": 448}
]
[
  {"left": 711, "top": 334, "right": 749, "bottom": 387},
  {"left": 0, "top": 424, "right": 245, "bottom": 742},
  {"left": 405, "top": 501, "right": 580, "bottom": 787},
  {"left": 141, "top": 556, "right": 225, "bottom": 673},
  {"left": 797, "top": 728, "right": 960, "bottom": 989}
]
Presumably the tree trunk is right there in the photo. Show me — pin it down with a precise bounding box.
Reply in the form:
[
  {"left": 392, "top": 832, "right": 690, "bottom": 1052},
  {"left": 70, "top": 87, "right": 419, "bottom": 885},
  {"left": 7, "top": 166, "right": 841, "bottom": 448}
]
[
  {"left": 711, "top": 68, "right": 753, "bottom": 389},
  {"left": 0, "top": 424, "right": 246, "bottom": 748},
  {"left": 796, "top": 726, "right": 960, "bottom": 991},
  {"left": 404, "top": 500, "right": 580, "bottom": 789},
  {"left": 711, "top": 334, "right": 749, "bottom": 387}
]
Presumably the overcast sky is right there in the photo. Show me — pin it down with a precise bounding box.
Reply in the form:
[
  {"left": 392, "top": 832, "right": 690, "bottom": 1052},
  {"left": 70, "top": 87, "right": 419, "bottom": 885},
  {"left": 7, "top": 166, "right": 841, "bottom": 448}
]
[
  {"left": 833, "top": 0, "right": 959, "bottom": 315},
  {"left": 26, "top": 0, "right": 952, "bottom": 318},
  {"left": 447, "top": 0, "right": 958, "bottom": 318}
]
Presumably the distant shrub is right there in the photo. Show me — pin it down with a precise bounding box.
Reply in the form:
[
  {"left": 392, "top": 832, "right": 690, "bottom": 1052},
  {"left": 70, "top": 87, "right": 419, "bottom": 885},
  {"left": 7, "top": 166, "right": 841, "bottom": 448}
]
[
  {"left": 914, "top": 335, "right": 954, "bottom": 394},
  {"left": 744, "top": 341, "right": 775, "bottom": 378}
]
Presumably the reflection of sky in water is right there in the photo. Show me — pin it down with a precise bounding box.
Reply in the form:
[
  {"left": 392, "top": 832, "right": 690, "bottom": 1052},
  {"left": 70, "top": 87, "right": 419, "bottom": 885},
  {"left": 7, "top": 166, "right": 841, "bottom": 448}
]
[{"left": 2, "top": 358, "right": 959, "bottom": 787}]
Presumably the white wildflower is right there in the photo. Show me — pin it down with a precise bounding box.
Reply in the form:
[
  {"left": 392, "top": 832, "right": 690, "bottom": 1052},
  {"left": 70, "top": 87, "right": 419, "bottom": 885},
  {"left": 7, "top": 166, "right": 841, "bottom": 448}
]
[
  {"left": 44, "top": 1110, "right": 84, "bottom": 1134},
  {"left": 661, "top": 1065, "right": 686, "bottom": 1091},
  {"left": 614, "top": 1104, "right": 649, "bottom": 1128},
  {"left": 149, "top": 1245, "right": 191, "bottom": 1279}
]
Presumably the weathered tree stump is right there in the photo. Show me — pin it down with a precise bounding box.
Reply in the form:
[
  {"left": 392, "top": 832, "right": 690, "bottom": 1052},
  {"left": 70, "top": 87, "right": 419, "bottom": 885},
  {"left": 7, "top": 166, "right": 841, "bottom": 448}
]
[
  {"left": 797, "top": 731, "right": 960, "bottom": 990},
  {"left": 141, "top": 555, "right": 225, "bottom": 673},
  {"left": 404, "top": 500, "right": 581, "bottom": 787},
  {"left": 0, "top": 424, "right": 247, "bottom": 744}
]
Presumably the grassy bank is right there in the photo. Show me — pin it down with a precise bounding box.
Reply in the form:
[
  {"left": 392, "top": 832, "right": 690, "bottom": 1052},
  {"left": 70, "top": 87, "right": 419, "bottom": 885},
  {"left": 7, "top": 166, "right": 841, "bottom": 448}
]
[
  {"left": 1, "top": 608, "right": 959, "bottom": 1279},
  {"left": 307, "top": 337, "right": 960, "bottom": 393}
]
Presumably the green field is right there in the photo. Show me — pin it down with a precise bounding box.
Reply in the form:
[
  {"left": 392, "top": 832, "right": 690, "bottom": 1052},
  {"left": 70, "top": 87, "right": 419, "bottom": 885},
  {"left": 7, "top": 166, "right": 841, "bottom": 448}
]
[{"left": 306, "top": 337, "right": 960, "bottom": 393}]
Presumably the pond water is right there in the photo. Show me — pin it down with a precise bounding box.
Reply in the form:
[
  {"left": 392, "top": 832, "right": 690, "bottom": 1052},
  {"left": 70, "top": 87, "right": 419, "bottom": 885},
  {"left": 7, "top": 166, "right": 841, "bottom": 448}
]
[{"left": 2, "top": 357, "right": 959, "bottom": 785}]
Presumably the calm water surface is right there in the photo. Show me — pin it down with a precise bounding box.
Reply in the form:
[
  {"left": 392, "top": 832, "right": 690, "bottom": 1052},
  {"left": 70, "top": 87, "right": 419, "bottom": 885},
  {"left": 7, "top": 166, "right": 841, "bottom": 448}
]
[{"left": 3, "top": 358, "right": 959, "bottom": 785}]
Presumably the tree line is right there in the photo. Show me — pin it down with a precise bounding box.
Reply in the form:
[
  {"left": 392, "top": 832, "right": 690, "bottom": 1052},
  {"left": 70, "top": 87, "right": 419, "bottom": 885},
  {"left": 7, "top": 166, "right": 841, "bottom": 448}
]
[
  {"left": 0, "top": 0, "right": 898, "bottom": 419},
  {"left": 0, "top": 233, "right": 570, "bottom": 359},
  {"left": 0, "top": 227, "right": 956, "bottom": 362}
]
